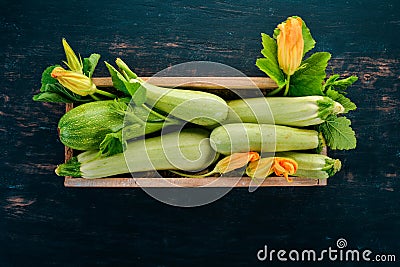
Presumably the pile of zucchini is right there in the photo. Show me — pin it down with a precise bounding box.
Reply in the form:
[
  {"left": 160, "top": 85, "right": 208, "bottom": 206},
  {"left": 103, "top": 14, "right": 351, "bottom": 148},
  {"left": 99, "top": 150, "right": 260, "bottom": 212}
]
[
  {"left": 54, "top": 91, "right": 345, "bottom": 180},
  {"left": 34, "top": 16, "right": 358, "bottom": 182}
]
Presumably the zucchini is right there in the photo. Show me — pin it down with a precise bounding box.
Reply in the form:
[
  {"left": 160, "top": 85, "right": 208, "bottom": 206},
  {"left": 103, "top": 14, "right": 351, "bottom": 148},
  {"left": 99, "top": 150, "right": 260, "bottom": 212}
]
[
  {"left": 276, "top": 151, "right": 342, "bottom": 179},
  {"left": 58, "top": 100, "right": 123, "bottom": 151},
  {"left": 144, "top": 83, "right": 229, "bottom": 126},
  {"left": 210, "top": 123, "right": 323, "bottom": 155},
  {"left": 58, "top": 100, "right": 178, "bottom": 155},
  {"left": 106, "top": 59, "right": 229, "bottom": 126},
  {"left": 223, "top": 96, "right": 344, "bottom": 126},
  {"left": 55, "top": 128, "right": 217, "bottom": 178}
]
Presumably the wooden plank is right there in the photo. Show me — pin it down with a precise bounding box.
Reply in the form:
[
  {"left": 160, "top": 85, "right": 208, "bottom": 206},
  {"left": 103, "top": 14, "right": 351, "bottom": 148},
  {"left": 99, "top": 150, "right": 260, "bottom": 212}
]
[
  {"left": 64, "top": 176, "right": 321, "bottom": 188},
  {"left": 63, "top": 77, "right": 328, "bottom": 188},
  {"left": 92, "top": 76, "right": 278, "bottom": 89}
]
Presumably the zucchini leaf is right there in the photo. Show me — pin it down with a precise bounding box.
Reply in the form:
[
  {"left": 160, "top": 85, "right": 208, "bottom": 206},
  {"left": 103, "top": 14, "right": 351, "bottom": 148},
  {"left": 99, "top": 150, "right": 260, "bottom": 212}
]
[
  {"left": 83, "top": 53, "right": 101, "bottom": 78},
  {"left": 319, "top": 116, "right": 356, "bottom": 150},
  {"left": 289, "top": 52, "right": 331, "bottom": 96},
  {"left": 123, "top": 80, "right": 146, "bottom": 106},
  {"left": 324, "top": 74, "right": 358, "bottom": 93},
  {"left": 99, "top": 131, "right": 126, "bottom": 156},
  {"left": 256, "top": 33, "right": 286, "bottom": 89},
  {"left": 325, "top": 89, "right": 357, "bottom": 113},
  {"left": 105, "top": 61, "right": 130, "bottom": 95},
  {"left": 33, "top": 92, "right": 74, "bottom": 103},
  {"left": 105, "top": 61, "right": 146, "bottom": 106},
  {"left": 324, "top": 74, "right": 358, "bottom": 113},
  {"left": 40, "top": 65, "right": 59, "bottom": 92}
]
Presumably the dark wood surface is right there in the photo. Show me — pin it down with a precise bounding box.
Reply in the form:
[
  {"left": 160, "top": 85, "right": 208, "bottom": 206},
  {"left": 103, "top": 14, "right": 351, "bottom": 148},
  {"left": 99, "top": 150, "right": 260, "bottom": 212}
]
[{"left": 1, "top": 0, "right": 399, "bottom": 266}]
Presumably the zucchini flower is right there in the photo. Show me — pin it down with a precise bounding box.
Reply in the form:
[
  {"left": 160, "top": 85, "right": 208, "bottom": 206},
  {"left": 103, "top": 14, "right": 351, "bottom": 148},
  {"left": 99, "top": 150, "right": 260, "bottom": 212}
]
[
  {"left": 246, "top": 157, "right": 298, "bottom": 182},
  {"left": 62, "top": 38, "right": 83, "bottom": 73},
  {"left": 51, "top": 67, "right": 97, "bottom": 96},
  {"left": 171, "top": 152, "right": 260, "bottom": 178},
  {"left": 277, "top": 17, "right": 304, "bottom": 76},
  {"left": 213, "top": 152, "right": 260, "bottom": 175}
]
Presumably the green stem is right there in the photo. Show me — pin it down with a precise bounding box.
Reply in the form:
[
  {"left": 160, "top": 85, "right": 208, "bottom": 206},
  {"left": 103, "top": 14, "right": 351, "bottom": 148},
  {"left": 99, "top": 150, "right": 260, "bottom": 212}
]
[
  {"left": 283, "top": 74, "right": 291, "bottom": 96},
  {"left": 90, "top": 94, "right": 101, "bottom": 101},
  {"left": 95, "top": 89, "right": 117, "bottom": 99},
  {"left": 141, "top": 103, "right": 178, "bottom": 123},
  {"left": 267, "top": 86, "right": 284, "bottom": 96},
  {"left": 169, "top": 170, "right": 217, "bottom": 178}
]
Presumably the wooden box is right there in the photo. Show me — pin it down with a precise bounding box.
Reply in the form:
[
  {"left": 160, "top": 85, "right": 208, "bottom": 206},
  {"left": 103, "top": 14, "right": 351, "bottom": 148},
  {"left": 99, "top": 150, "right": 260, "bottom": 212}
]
[{"left": 63, "top": 77, "right": 327, "bottom": 188}]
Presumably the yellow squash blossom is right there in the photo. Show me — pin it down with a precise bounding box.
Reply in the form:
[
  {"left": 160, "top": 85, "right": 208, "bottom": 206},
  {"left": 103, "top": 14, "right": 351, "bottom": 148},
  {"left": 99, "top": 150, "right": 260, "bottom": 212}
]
[
  {"left": 171, "top": 152, "right": 260, "bottom": 178},
  {"left": 246, "top": 157, "right": 298, "bottom": 182},
  {"left": 277, "top": 17, "right": 304, "bottom": 76},
  {"left": 62, "top": 38, "right": 83, "bottom": 73},
  {"left": 214, "top": 152, "right": 260, "bottom": 174},
  {"left": 51, "top": 67, "right": 96, "bottom": 96}
]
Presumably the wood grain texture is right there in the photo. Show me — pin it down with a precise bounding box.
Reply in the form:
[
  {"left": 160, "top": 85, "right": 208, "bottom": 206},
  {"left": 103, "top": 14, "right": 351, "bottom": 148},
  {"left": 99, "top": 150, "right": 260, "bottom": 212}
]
[
  {"left": 93, "top": 76, "right": 278, "bottom": 89},
  {"left": 64, "top": 176, "right": 324, "bottom": 187}
]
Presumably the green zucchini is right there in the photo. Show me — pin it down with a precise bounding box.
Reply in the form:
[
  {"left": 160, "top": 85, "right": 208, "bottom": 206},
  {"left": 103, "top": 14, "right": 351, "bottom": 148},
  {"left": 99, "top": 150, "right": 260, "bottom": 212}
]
[
  {"left": 55, "top": 128, "right": 217, "bottom": 178},
  {"left": 58, "top": 100, "right": 178, "bottom": 155},
  {"left": 275, "top": 151, "right": 342, "bottom": 179},
  {"left": 223, "top": 96, "right": 344, "bottom": 126},
  {"left": 210, "top": 123, "right": 323, "bottom": 155}
]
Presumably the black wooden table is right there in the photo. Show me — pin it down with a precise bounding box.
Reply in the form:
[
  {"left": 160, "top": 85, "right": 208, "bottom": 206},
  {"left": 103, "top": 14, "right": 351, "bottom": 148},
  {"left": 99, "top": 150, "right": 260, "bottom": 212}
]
[{"left": 1, "top": 0, "right": 399, "bottom": 266}]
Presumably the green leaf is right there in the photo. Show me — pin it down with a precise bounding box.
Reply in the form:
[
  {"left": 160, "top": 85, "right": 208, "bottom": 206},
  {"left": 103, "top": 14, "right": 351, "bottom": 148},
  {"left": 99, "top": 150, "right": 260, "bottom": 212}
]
[
  {"left": 115, "top": 58, "right": 138, "bottom": 79},
  {"left": 325, "top": 89, "right": 357, "bottom": 113},
  {"left": 324, "top": 74, "right": 358, "bottom": 93},
  {"left": 105, "top": 61, "right": 147, "bottom": 105},
  {"left": 83, "top": 53, "right": 101, "bottom": 78},
  {"left": 289, "top": 52, "right": 331, "bottom": 96},
  {"left": 300, "top": 19, "right": 316, "bottom": 55},
  {"left": 123, "top": 80, "right": 147, "bottom": 106},
  {"left": 319, "top": 116, "right": 357, "bottom": 150},
  {"left": 104, "top": 61, "right": 130, "bottom": 95},
  {"left": 99, "top": 131, "right": 126, "bottom": 156},
  {"left": 256, "top": 33, "right": 286, "bottom": 88},
  {"left": 42, "top": 83, "right": 92, "bottom": 103},
  {"left": 40, "top": 65, "right": 59, "bottom": 92},
  {"left": 33, "top": 92, "right": 73, "bottom": 103},
  {"left": 272, "top": 16, "right": 316, "bottom": 56}
]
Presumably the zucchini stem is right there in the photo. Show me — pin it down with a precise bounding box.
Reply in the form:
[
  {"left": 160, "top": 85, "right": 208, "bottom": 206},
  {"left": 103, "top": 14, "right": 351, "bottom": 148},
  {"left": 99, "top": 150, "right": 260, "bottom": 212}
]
[
  {"left": 95, "top": 89, "right": 117, "bottom": 99},
  {"left": 267, "top": 86, "right": 284, "bottom": 96},
  {"left": 141, "top": 103, "right": 173, "bottom": 122},
  {"left": 283, "top": 74, "right": 291, "bottom": 96},
  {"left": 90, "top": 94, "right": 101, "bottom": 101}
]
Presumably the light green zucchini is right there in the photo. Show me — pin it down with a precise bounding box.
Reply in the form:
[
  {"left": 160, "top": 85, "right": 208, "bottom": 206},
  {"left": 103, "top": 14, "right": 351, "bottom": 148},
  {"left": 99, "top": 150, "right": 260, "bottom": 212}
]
[
  {"left": 144, "top": 83, "right": 229, "bottom": 126},
  {"left": 210, "top": 123, "right": 323, "bottom": 155},
  {"left": 106, "top": 59, "right": 229, "bottom": 126},
  {"left": 276, "top": 151, "right": 342, "bottom": 179},
  {"left": 55, "top": 128, "right": 217, "bottom": 178},
  {"left": 223, "top": 96, "right": 344, "bottom": 126}
]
